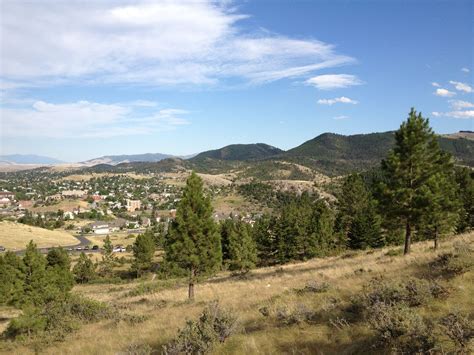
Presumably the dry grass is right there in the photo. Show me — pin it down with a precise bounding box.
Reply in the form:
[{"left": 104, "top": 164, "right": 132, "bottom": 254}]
[
  {"left": 1, "top": 232, "right": 473, "bottom": 354},
  {"left": 0, "top": 221, "right": 79, "bottom": 250},
  {"left": 31, "top": 199, "right": 89, "bottom": 213}
]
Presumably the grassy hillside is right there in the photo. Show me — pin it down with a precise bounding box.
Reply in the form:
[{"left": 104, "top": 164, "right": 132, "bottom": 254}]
[
  {"left": 2, "top": 232, "right": 472, "bottom": 354},
  {"left": 0, "top": 221, "right": 79, "bottom": 250}
]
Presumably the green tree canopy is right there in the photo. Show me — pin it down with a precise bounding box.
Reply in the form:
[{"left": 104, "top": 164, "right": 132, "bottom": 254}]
[{"left": 164, "top": 172, "right": 222, "bottom": 300}]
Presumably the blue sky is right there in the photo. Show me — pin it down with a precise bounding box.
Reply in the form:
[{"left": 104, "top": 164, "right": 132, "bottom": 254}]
[{"left": 1, "top": 0, "right": 472, "bottom": 162}]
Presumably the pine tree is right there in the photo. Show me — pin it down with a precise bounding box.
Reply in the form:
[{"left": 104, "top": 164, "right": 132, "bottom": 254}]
[
  {"left": 310, "top": 199, "right": 335, "bottom": 256},
  {"left": 336, "top": 173, "right": 384, "bottom": 250},
  {"left": 164, "top": 172, "right": 222, "bottom": 300},
  {"left": 454, "top": 167, "right": 474, "bottom": 232},
  {"left": 131, "top": 233, "right": 155, "bottom": 277},
  {"left": 220, "top": 218, "right": 237, "bottom": 262},
  {"left": 418, "top": 152, "right": 460, "bottom": 249},
  {"left": 46, "top": 247, "right": 74, "bottom": 293},
  {"left": 0, "top": 252, "right": 25, "bottom": 306},
  {"left": 73, "top": 252, "right": 96, "bottom": 284},
  {"left": 252, "top": 214, "right": 277, "bottom": 266},
  {"left": 99, "top": 235, "right": 115, "bottom": 277},
  {"left": 22, "top": 241, "right": 50, "bottom": 306},
  {"left": 380, "top": 108, "right": 443, "bottom": 254},
  {"left": 227, "top": 220, "right": 257, "bottom": 273}
]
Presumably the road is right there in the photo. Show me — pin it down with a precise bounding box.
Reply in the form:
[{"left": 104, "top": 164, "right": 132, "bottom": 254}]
[{"left": 10, "top": 234, "right": 100, "bottom": 255}]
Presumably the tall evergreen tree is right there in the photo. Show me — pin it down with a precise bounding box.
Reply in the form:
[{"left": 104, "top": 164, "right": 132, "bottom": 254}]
[
  {"left": 220, "top": 218, "right": 237, "bottom": 262},
  {"left": 164, "top": 172, "right": 222, "bottom": 300},
  {"left": 227, "top": 220, "right": 257, "bottom": 273},
  {"left": 337, "top": 174, "right": 384, "bottom": 249},
  {"left": 418, "top": 153, "right": 460, "bottom": 249},
  {"left": 454, "top": 166, "right": 474, "bottom": 232},
  {"left": 380, "top": 108, "right": 444, "bottom": 254},
  {"left": 131, "top": 233, "right": 155, "bottom": 277},
  {"left": 46, "top": 247, "right": 74, "bottom": 293},
  {"left": 0, "top": 252, "right": 25, "bottom": 306},
  {"left": 252, "top": 214, "right": 277, "bottom": 266},
  {"left": 98, "top": 235, "right": 115, "bottom": 277},
  {"left": 22, "top": 241, "right": 51, "bottom": 306}
]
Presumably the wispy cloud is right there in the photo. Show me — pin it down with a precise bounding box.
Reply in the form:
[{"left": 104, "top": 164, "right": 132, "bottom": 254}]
[
  {"left": 461, "top": 68, "right": 470, "bottom": 73},
  {"left": 1, "top": 1, "right": 355, "bottom": 89},
  {"left": 449, "top": 100, "right": 474, "bottom": 110},
  {"left": 434, "top": 88, "right": 456, "bottom": 97},
  {"left": 1, "top": 100, "right": 190, "bottom": 138},
  {"left": 333, "top": 115, "right": 349, "bottom": 120},
  {"left": 431, "top": 82, "right": 441, "bottom": 87},
  {"left": 449, "top": 81, "right": 473, "bottom": 93},
  {"left": 317, "top": 96, "right": 358, "bottom": 105},
  {"left": 431, "top": 110, "right": 474, "bottom": 119},
  {"left": 305, "top": 74, "right": 363, "bottom": 90}
]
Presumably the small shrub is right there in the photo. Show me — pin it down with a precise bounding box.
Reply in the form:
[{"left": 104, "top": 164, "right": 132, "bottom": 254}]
[
  {"left": 117, "top": 314, "right": 150, "bottom": 325},
  {"left": 440, "top": 312, "right": 474, "bottom": 349},
  {"left": 275, "top": 304, "right": 316, "bottom": 326},
  {"left": 385, "top": 248, "right": 403, "bottom": 257},
  {"left": 121, "top": 343, "right": 152, "bottom": 355},
  {"left": 162, "top": 301, "right": 238, "bottom": 355},
  {"left": 369, "top": 302, "right": 435, "bottom": 353},
  {"left": 294, "top": 281, "right": 330, "bottom": 295},
  {"left": 431, "top": 244, "right": 473, "bottom": 277}
]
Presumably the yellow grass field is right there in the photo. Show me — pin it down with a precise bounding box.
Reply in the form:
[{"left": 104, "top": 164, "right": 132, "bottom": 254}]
[
  {"left": 1, "top": 231, "right": 471, "bottom": 354},
  {"left": 31, "top": 199, "right": 89, "bottom": 213},
  {"left": 0, "top": 221, "right": 79, "bottom": 250}
]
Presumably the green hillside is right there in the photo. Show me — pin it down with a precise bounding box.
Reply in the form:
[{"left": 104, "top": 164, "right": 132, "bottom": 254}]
[
  {"left": 192, "top": 143, "right": 283, "bottom": 161},
  {"left": 282, "top": 132, "right": 474, "bottom": 176}
]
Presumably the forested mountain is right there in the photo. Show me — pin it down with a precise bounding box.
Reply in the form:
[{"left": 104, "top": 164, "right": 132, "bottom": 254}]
[
  {"left": 280, "top": 131, "right": 474, "bottom": 176},
  {"left": 191, "top": 143, "right": 283, "bottom": 161}
]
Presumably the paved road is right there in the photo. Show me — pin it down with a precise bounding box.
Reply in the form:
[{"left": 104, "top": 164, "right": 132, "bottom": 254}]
[{"left": 10, "top": 234, "right": 100, "bottom": 255}]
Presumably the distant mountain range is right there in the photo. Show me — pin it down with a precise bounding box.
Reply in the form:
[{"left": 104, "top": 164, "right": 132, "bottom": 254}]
[
  {"left": 80, "top": 153, "right": 174, "bottom": 166},
  {"left": 0, "top": 154, "right": 64, "bottom": 165},
  {"left": 3, "top": 131, "right": 473, "bottom": 176}
]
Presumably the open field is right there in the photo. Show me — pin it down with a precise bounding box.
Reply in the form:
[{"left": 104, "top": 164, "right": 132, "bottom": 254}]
[
  {"left": 31, "top": 199, "right": 89, "bottom": 213},
  {"left": 0, "top": 221, "right": 79, "bottom": 250},
  {"left": 1, "top": 231, "right": 472, "bottom": 354}
]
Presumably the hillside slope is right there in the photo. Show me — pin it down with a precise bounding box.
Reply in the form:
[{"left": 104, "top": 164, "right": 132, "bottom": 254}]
[
  {"left": 192, "top": 143, "right": 283, "bottom": 161},
  {"left": 282, "top": 131, "right": 474, "bottom": 175}
]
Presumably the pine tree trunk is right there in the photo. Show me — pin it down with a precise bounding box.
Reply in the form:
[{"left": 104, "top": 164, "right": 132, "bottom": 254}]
[
  {"left": 188, "top": 268, "right": 195, "bottom": 300},
  {"left": 434, "top": 227, "right": 438, "bottom": 250},
  {"left": 404, "top": 220, "right": 411, "bottom": 255}
]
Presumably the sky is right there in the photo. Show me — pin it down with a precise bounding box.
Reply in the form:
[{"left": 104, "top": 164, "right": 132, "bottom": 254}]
[{"left": 0, "top": 0, "right": 473, "bottom": 162}]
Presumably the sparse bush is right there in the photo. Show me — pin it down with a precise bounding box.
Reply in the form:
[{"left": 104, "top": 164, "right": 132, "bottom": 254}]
[
  {"left": 121, "top": 343, "right": 153, "bottom": 355},
  {"left": 431, "top": 243, "right": 473, "bottom": 277},
  {"left": 295, "top": 280, "right": 330, "bottom": 295},
  {"left": 275, "top": 303, "right": 316, "bottom": 326},
  {"left": 369, "top": 302, "right": 435, "bottom": 353},
  {"left": 353, "top": 276, "right": 439, "bottom": 312},
  {"left": 162, "top": 302, "right": 238, "bottom": 355},
  {"left": 440, "top": 312, "right": 474, "bottom": 349}
]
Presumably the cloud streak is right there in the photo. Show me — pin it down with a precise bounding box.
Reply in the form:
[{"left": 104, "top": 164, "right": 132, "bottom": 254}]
[
  {"left": 1, "top": 0, "right": 355, "bottom": 88},
  {"left": 434, "top": 88, "right": 456, "bottom": 97},
  {"left": 305, "top": 74, "right": 363, "bottom": 90},
  {"left": 317, "top": 96, "right": 358, "bottom": 105},
  {"left": 1, "top": 100, "right": 190, "bottom": 138}
]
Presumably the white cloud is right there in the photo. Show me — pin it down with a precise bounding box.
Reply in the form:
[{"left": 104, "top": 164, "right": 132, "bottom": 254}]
[
  {"left": 1, "top": 100, "right": 190, "bottom": 138},
  {"left": 449, "top": 81, "right": 473, "bottom": 93},
  {"left": 449, "top": 100, "right": 474, "bottom": 110},
  {"left": 431, "top": 110, "right": 474, "bottom": 119},
  {"left": 0, "top": 1, "right": 355, "bottom": 88},
  {"left": 333, "top": 115, "right": 349, "bottom": 120},
  {"left": 434, "top": 88, "right": 456, "bottom": 97},
  {"left": 461, "top": 68, "right": 470, "bottom": 73},
  {"left": 317, "top": 96, "right": 358, "bottom": 105},
  {"left": 305, "top": 74, "right": 363, "bottom": 90},
  {"left": 431, "top": 82, "right": 441, "bottom": 87}
]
